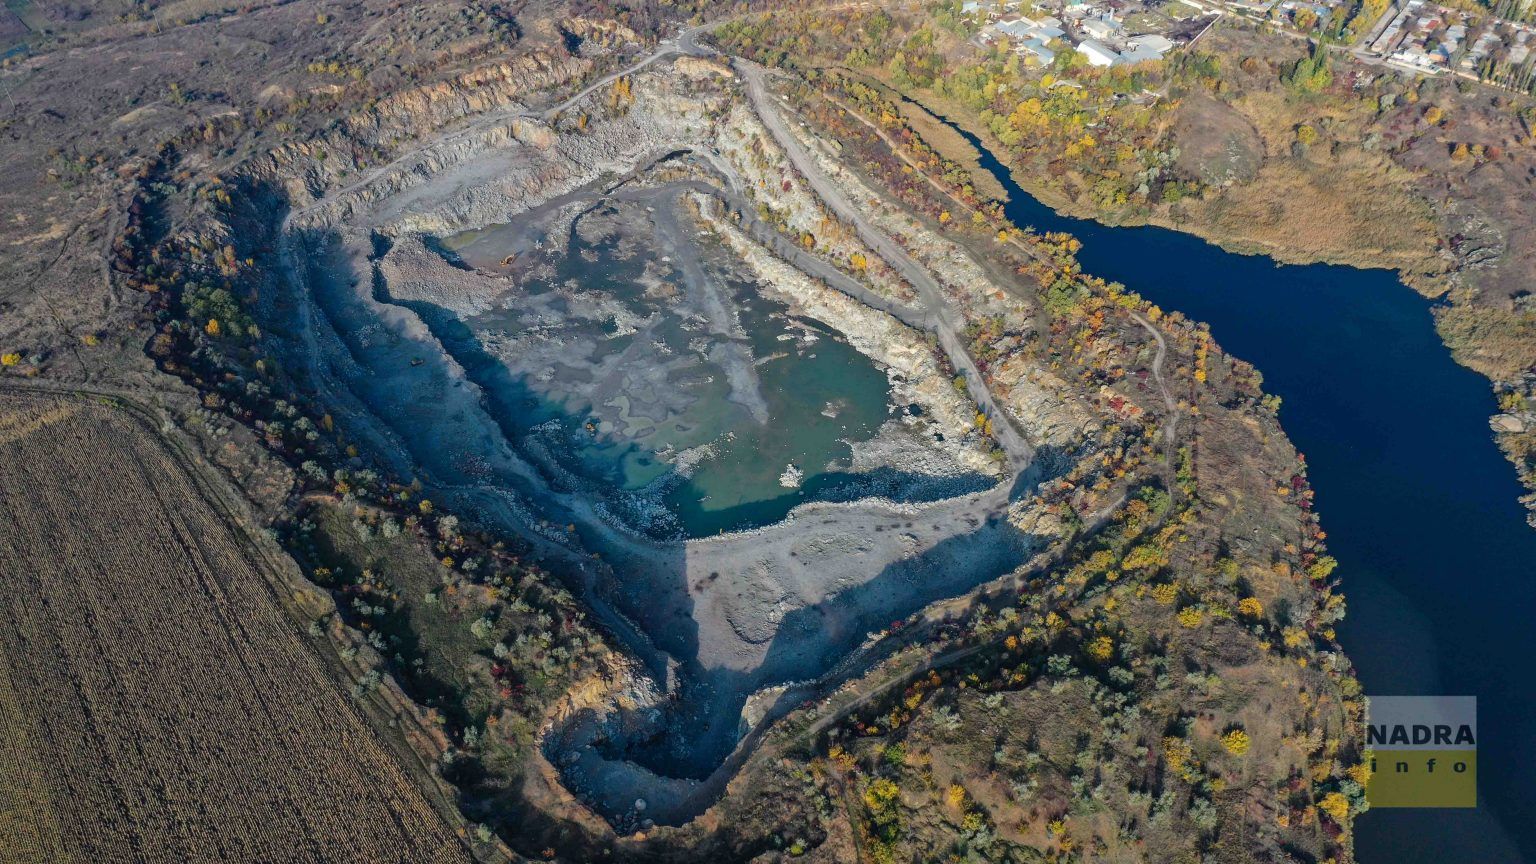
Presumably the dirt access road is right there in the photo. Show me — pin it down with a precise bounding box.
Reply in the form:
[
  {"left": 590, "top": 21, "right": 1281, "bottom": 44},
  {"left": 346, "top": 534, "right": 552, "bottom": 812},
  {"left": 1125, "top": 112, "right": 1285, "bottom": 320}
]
[
  {"left": 736, "top": 60, "right": 1035, "bottom": 478},
  {"left": 531, "top": 20, "right": 722, "bottom": 122},
  {"left": 814, "top": 87, "right": 1180, "bottom": 469}
]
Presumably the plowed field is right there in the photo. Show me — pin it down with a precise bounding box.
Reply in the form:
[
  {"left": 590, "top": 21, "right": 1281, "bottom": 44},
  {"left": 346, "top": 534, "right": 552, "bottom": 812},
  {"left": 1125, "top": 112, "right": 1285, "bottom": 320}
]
[{"left": 0, "top": 394, "right": 473, "bottom": 864}]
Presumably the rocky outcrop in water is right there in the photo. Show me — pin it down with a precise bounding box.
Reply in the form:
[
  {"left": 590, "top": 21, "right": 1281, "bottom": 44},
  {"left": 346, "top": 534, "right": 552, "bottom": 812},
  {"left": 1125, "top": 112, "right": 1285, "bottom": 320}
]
[{"left": 376, "top": 234, "right": 509, "bottom": 317}]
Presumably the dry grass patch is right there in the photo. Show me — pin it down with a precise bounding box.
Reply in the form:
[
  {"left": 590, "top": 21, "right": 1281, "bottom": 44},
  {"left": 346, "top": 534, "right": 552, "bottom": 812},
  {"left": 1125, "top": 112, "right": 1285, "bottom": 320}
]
[
  {"left": 1174, "top": 90, "right": 1440, "bottom": 274},
  {"left": 1436, "top": 305, "right": 1536, "bottom": 380}
]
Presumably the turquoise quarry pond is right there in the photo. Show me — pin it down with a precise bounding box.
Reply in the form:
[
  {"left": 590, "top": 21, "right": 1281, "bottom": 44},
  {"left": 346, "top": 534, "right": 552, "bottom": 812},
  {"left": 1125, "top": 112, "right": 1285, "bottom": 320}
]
[
  {"left": 946, "top": 120, "right": 1536, "bottom": 863},
  {"left": 442, "top": 196, "right": 896, "bottom": 539}
]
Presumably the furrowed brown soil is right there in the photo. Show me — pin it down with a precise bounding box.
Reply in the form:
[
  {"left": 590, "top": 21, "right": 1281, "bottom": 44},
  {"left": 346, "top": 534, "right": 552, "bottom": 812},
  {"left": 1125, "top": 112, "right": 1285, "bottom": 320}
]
[{"left": 0, "top": 393, "right": 473, "bottom": 864}]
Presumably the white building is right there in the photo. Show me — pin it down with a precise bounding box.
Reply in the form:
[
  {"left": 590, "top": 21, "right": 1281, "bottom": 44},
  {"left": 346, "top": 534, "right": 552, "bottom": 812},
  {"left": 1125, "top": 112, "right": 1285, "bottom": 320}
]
[
  {"left": 1390, "top": 47, "right": 1442, "bottom": 70},
  {"left": 1081, "top": 17, "right": 1124, "bottom": 40},
  {"left": 1118, "top": 45, "right": 1164, "bottom": 64},
  {"left": 1128, "top": 33, "right": 1175, "bottom": 53},
  {"left": 996, "top": 15, "right": 1067, "bottom": 40},
  {"left": 995, "top": 17, "right": 1036, "bottom": 38},
  {"left": 1077, "top": 38, "right": 1121, "bottom": 66}
]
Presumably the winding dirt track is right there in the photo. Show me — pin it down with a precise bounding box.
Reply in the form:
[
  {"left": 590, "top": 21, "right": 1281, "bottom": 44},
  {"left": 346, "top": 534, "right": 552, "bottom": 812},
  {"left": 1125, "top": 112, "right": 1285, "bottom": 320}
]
[
  {"left": 1128, "top": 308, "right": 1179, "bottom": 457},
  {"left": 530, "top": 22, "right": 720, "bottom": 121}
]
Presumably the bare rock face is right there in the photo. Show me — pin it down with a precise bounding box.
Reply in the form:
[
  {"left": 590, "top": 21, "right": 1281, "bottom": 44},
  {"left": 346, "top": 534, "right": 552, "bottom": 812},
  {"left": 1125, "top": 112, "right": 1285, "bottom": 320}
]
[
  {"left": 242, "top": 50, "right": 590, "bottom": 216},
  {"left": 376, "top": 234, "right": 509, "bottom": 317},
  {"left": 348, "top": 53, "right": 590, "bottom": 143},
  {"left": 993, "top": 358, "right": 1099, "bottom": 448},
  {"left": 673, "top": 56, "right": 733, "bottom": 79},
  {"left": 1492, "top": 413, "right": 1526, "bottom": 433},
  {"left": 515, "top": 119, "right": 558, "bottom": 150}
]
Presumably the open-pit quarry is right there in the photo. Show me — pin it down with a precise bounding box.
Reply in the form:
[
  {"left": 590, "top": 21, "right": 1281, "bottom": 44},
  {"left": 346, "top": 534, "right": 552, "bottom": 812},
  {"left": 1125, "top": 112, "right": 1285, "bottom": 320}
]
[{"left": 259, "top": 48, "right": 1096, "bottom": 828}]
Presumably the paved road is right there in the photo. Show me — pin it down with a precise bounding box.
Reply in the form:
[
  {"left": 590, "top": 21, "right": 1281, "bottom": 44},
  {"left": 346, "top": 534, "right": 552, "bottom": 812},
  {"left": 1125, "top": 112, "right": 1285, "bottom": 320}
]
[{"left": 736, "top": 60, "right": 1034, "bottom": 478}]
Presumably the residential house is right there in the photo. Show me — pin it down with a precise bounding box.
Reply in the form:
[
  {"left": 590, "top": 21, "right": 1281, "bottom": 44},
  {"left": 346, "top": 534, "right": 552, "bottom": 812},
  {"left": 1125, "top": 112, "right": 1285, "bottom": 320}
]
[{"left": 1020, "top": 37, "right": 1057, "bottom": 64}]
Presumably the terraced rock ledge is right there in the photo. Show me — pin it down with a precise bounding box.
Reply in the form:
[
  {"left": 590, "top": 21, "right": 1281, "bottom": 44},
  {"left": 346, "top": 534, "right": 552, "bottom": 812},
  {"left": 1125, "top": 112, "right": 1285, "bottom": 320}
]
[{"left": 253, "top": 49, "right": 1099, "bottom": 826}]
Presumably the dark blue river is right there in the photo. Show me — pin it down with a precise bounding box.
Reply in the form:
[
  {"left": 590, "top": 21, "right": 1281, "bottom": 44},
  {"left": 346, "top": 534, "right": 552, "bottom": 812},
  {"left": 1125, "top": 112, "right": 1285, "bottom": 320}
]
[{"left": 942, "top": 120, "right": 1536, "bottom": 863}]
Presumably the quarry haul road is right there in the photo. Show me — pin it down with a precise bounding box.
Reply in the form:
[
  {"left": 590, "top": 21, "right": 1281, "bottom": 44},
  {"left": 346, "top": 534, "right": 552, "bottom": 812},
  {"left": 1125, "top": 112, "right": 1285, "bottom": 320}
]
[
  {"left": 736, "top": 60, "right": 1035, "bottom": 479},
  {"left": 813, "top": 85, "right": 1181, "bottom": 470},
  {"left": 531, "top": 22, "right": 717, "bottom": 122}
]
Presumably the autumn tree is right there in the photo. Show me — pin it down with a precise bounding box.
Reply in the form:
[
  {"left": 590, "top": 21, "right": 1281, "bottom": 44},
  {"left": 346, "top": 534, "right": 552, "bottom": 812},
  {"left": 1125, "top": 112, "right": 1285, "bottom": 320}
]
[{"left": 1221, "top": 729, "right": 1251, "bottom": 755}]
